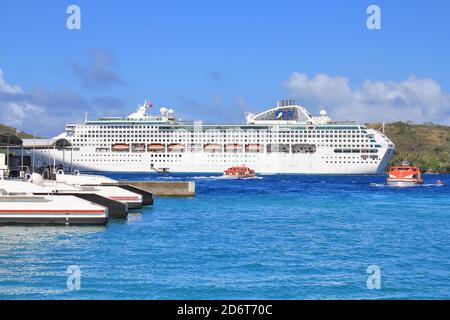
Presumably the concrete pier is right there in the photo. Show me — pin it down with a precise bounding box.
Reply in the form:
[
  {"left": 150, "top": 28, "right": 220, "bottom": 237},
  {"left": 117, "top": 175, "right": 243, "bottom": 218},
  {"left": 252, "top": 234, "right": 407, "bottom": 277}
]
[{"left": 117, "top": 181, "right": 195, "bottom": 197}]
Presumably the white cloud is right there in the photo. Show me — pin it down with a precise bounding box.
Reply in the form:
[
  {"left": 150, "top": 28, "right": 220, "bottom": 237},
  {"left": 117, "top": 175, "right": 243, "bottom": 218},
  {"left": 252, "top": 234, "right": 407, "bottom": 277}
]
[
  {"left": 0, "top": 69, "right": 22, "bottom": 94},
  {"left": 1, "top": 102, "right": 44, "bottom": 128},
  {"left": 0, "top": 69, "right": 44, "bottom": 129},
  {"left": 285, "top": 72, "right": 450, "bottom": 124},
  {"left": 0, "top": 67, "right": 125, "bottom": 136}
]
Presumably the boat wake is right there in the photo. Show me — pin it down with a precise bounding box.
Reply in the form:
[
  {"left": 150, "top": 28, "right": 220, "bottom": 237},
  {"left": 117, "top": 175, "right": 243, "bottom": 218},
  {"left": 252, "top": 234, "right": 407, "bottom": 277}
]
[
  {"left": 370, "top": 183, "right": 387, "bottom": 187},
  {"left": 152, "top": 176, "right": 184, "bottom": 180},
  {"left": 370, "top": 183, "right": 444, "bottom": 188},
  {"left": 149, "top": 175, "right": 264, "bottom": 181},
  {"left": 192, "top": 176, "right": 224, "bottom": 180},
  {"left": 193, "top": 176, "right": 263, "bottom": 180}
]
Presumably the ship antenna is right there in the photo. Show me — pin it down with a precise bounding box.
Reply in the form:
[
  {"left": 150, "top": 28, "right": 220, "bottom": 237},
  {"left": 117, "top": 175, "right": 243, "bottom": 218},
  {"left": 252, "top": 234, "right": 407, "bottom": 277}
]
[{"left": 85, "top": 112, "right": 88, "bottom": 123}]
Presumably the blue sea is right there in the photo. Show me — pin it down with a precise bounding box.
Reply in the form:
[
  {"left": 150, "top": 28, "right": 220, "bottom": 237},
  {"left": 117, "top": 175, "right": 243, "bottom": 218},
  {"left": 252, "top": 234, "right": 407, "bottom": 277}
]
[{"left": 1, "top": 174, "right": 450, "bottom": 299}]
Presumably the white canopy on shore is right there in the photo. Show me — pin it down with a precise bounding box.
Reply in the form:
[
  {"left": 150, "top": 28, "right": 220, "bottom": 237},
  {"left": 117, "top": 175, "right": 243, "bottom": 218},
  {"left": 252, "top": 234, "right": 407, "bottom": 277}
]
[{"left": 21, "top": 138, "right": 72, "bottom": 150}]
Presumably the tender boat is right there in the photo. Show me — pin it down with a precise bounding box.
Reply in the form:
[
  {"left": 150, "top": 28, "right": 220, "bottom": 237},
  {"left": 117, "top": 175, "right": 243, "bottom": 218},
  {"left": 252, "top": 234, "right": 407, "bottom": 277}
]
[
  {"left": 387, "top": 161, "right": 423, "bottom": 186},
  {"left": 223, "top": 166, "right": 256, "bottom": 179}
]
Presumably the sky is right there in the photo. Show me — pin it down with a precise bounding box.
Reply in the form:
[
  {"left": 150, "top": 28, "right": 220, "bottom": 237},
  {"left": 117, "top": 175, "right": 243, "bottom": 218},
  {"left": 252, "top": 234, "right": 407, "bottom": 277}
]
[{"left": 0, "top": 0, "right": 449, "bottom": 136}]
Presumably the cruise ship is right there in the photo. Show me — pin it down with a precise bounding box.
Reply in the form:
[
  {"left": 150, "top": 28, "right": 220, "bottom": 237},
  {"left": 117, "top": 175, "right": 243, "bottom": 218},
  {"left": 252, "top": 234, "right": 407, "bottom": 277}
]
[{"left": 29, "top": 100, "right": 395, "bottom": 174}]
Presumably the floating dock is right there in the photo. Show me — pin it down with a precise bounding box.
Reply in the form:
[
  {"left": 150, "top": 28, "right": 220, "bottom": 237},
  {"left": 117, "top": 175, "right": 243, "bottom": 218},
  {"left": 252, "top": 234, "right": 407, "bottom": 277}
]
[
  {"left": 1, "top": 178, "right": 132, "bottom": 219},
  {"left": 35, "top": 192, "right": 128, "bottom": 219},
  {"left": 54, "top": 172, "right": 157, "bottom": 201},
  {"left": 0, "top": 195, "right": 108, "bottom": 225},
  {"left": 116, "top": 184, "right": 154, "bottom": 205}
]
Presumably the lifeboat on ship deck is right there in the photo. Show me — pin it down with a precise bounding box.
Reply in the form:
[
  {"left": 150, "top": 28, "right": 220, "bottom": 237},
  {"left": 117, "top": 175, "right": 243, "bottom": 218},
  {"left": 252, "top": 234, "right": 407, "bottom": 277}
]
[
  {"left": 204, "top": 144, "right": 222, "bottom": 152},
  {"left": 225, "top": 144, "right": 242, "bottom": 153},
  {"left": 112, "top": 143, "right": 129, "bottom": 152},
  {"left": 245, "top": 144, "right": 264, "bottom": 153},
  {"left": 148, "top": 144, "right": 165, "bottom": 152}
]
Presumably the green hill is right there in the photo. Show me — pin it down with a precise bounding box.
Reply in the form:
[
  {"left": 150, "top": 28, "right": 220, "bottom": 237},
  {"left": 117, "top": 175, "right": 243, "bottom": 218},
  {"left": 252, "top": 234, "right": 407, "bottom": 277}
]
[
  {"left": 0, "top": 123, "right": 37, "bottom": 139},
  {"left": 0, "top": 124, "right": 39, "bottom": 155},
  {"left": 368, "top": 122, "right": 450, "bottom": 173}
]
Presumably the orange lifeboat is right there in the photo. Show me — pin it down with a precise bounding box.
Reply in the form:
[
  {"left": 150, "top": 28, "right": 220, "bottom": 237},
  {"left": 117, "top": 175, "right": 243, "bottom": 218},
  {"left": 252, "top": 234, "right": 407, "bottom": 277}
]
[
  {"left": 204, "top": 144, "right": 222, "bottom": 152},
  {"left": 148, "top": 144, "right": 165, "bottom": 152},
  {"left": 223, "top": 165, "right": 256, "bottom": 179},
  {"left": 387, "top": 161, "right": 423, "bottom": 186},
  {"left": 225, "top": 144, "right": 242, "bottom": 153},
  {"left": 245, "top": 144, "right": 264, "bottom": 153},
  {"left": 112, "top": 143, "right": 129, "bottom": 152}
]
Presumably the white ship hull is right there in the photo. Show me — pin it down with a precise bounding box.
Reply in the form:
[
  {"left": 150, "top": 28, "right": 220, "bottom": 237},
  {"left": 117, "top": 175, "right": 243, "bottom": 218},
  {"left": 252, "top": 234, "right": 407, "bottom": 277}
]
[{"left": 30, "top": 146, "right": 393, "bottom": 174}]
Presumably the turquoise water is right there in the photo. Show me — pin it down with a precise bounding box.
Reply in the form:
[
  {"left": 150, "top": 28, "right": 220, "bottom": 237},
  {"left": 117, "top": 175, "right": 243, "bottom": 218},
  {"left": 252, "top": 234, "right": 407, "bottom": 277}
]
[{"left": 1, "top": 174, "right": 450, "bottom": 299}]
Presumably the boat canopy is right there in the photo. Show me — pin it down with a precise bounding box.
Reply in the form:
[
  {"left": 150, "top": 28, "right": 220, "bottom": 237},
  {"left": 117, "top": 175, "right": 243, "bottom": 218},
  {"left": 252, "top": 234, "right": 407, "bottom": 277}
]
[
  {"left": 0, "top": 132, "right": 23, "bottom": 147},
  {"left": 21, "top": 138, "right": 73, "bottom": 149}
]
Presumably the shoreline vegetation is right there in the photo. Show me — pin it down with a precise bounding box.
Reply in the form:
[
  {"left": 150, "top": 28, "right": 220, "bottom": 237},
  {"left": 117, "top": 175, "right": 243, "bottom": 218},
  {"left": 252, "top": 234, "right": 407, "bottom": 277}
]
[
  {"left": 368, "top": 122, "right": 450, "bottom": 174},
  {"left": 0, "top": 124, "right": 37, "bottom": 139},
  {"left": 1, "top": 122, "right": 450, "bottom": 173}
]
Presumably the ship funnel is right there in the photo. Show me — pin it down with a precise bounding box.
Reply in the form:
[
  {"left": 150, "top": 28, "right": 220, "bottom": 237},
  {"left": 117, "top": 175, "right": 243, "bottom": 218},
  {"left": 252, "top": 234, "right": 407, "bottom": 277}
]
[{"left": 277, "top": 99, "right": 296, "bottom": 107}]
